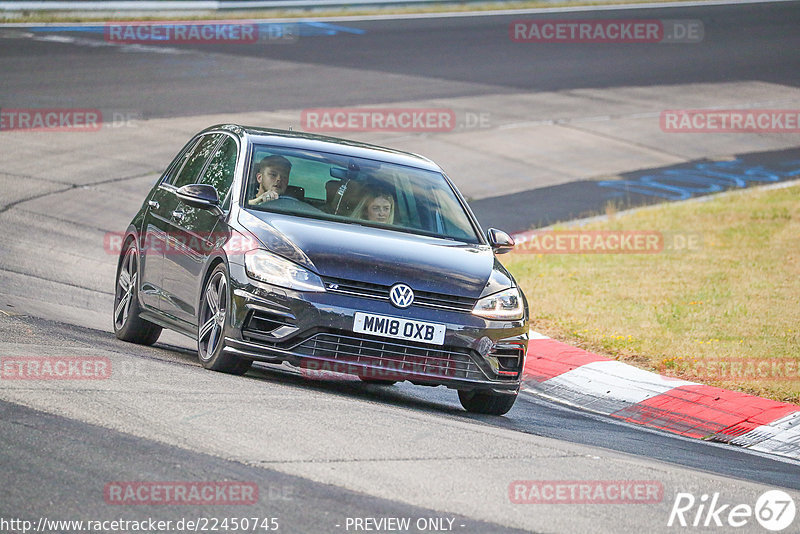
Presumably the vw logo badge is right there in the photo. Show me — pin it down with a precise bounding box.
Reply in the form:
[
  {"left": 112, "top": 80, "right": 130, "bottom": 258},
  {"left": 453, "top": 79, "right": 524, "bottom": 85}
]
[{"left": 389, "top": 283, "right": 414, "bottom": 309}]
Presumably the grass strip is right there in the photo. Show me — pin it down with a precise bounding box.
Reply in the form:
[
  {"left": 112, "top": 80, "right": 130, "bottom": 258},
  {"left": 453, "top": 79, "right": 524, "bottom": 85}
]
[{"left": 505, "top": 182, "right": 800, "bottom": 403}]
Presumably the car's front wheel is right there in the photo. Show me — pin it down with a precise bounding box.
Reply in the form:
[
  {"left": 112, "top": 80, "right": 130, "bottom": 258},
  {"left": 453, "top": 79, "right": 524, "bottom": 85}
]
[
  {"left": 113, "top": 242, "right": 162, "bottom": 345},
  {"left": 197, "top": 264, "right": 252, "bottom": 375},
  {"left": 458, "top": 389, "right": 517, "bottom": 416}
]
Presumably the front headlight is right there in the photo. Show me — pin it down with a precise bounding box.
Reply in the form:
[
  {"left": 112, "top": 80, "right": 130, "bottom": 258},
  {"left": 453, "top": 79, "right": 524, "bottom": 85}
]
[
  {"left": 472, "top": 287, "right": 524, "bottom": 320},
  {"left": 244, "top": 249, "right": 325, "bottom": 292}
]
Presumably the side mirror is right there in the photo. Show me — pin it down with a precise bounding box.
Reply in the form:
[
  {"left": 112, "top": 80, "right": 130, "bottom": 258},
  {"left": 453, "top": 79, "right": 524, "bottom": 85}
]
[
  {"left": 176, "top": 184, "right": 223, "bottom": 217},
  {"left": 487, "top": 228, "right": 515, "bottom": 254}
]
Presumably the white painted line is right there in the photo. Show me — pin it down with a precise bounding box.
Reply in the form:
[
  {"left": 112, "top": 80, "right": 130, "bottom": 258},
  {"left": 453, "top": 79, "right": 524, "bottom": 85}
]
[
  {"left": 730, "top": 411, "right": 797, "bottom": 445},
  {"left": 528, "top": 330, "right": 550, "bottom": 340},
  {"left": 731, "top": 411, "right": 800, "bottom": 461},
  {"left": 497, "top": 98, "right": 800, "bottom": 131},
  {"left": 26, "top": 31, "right": 194, "bottom": 55},
  {"left": 750, "top": 431, "right": 800, "bottom": 459},
  {"left": 543, "top": 360, "right": 696, "bottom": 406},
  {"left": 520, "top": 386, "right": 800, "bottom": 466}
]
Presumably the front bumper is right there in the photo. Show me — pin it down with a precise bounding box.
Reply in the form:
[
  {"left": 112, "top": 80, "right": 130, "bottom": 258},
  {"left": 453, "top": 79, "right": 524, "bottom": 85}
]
[{"left": 224, "top": 262, "right": 528, "bottom": 393}]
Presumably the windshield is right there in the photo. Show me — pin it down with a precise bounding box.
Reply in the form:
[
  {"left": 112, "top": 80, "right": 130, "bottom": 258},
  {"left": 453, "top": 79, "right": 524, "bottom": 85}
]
[{"left": 243, "top": 144, "right": 480, "bottom": 243}]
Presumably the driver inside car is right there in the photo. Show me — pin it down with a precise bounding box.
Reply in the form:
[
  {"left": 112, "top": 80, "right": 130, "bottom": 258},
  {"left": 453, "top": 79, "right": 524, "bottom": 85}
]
[{"left": 248, "top": 155, "right": 292, "bottom": 205}]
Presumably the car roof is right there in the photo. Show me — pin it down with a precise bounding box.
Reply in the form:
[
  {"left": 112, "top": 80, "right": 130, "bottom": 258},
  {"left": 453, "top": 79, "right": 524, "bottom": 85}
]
[{"left": 204, "top": 124, "right": 442, "bottom": 172}]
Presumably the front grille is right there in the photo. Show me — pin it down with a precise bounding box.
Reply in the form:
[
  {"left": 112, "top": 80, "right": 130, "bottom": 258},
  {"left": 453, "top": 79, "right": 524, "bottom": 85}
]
[
  {"left": 293, "top": 331, "right": 486, "bottom": 381},
  {"left": 322, "top": 277, "right": 476, "bottom": 313},
  {"left": 323, "top": 278, "right": 385, "bottom": 300}
]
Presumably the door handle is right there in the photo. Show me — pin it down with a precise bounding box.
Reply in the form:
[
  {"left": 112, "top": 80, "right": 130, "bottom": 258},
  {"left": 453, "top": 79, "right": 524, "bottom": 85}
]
[{"left": 148, "top": 200, "right": 159, "bottom": 209}]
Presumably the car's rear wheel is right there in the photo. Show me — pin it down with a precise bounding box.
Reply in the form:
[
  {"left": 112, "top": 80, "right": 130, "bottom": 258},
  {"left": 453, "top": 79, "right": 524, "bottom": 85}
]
[
  {"left": 113, "top": 242, "right": 162, "bottom": 345},
  {"left": 458, "top": 389, "right": 517, "bottom": 415},
  {"left": 197, "top": 264, "right": 252, "bottom": 375}
]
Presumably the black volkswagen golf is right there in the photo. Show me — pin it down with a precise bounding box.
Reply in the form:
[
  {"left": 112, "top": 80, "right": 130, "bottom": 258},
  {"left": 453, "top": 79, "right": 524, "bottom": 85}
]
[{"left": 114, "top": 124, "right": 529, "bottom": 415}]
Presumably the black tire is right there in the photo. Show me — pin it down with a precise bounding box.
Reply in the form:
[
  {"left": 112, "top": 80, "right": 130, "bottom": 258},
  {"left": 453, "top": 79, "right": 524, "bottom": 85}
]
[
  {"left": 458, "top": 389, "right": 518, "bottom": 416},
  {"left": 197, "top": 264, "right": 252, "bottom": 375},
  {"left": 113, "top": 242, "right": 162, "bottom": 345}
]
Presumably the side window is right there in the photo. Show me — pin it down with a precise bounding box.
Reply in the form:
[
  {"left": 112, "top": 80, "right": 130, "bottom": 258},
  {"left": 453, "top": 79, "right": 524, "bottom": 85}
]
[
  {"left": 281, "top": 157, "right": 327, "bottom": 201},
  {"left": 169, "top": 134, "right": 222, "bottom": 188},
  {"left": 158, "top": 138, "right": 198, "bottom": 186},
  {"left": 198, "top": 136, "right": 238, "bottom": 205},
  {"left": 250, "top": 150, "right": 327, "bottom": 201}
]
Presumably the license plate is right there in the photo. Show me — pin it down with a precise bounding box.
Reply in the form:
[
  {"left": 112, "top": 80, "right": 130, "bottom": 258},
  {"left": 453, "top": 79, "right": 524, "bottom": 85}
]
[{"left": 353, "top": 312, "right": 446, "bottom": 346}]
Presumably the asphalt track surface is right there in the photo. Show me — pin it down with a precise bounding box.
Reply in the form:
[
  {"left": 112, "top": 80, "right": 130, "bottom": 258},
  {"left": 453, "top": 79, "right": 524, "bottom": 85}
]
[
  {"left": 2, "top": 313, "right": 799, "bottom": 532},
  {"left": 2, "top": 2, "right": 800, "bottom": 533},
  {"left": 472, "top": 145, "right": 800, "bottom": 231},
  {"left": 1, "top": 3, "right": 799, "bottom": 116}
]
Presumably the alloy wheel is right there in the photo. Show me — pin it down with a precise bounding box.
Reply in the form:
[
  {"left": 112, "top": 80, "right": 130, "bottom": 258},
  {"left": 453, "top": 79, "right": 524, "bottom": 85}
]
[
  {"left": 199, "top": 270, "right": 228, "bottom": 360},
  {"left": 114, "top": 247, "right": 138, "bottom": 330}
]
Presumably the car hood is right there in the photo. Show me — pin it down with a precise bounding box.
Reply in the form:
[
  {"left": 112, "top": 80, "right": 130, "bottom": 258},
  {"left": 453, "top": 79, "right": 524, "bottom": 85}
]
[{"left": 239, "top": 209, "right": 513, "bottom": 298}]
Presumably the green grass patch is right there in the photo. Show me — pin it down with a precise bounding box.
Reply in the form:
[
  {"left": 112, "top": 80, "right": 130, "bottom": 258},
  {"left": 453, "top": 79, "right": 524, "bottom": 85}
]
[{"left": 505, "top": 182, "right": 800, "bottom": 404}]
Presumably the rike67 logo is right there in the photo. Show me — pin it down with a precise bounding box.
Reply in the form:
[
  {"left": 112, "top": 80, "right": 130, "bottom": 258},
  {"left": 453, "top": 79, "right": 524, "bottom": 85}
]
[{"left": 668, "top": 490, "right": 796, "bottom": 531}]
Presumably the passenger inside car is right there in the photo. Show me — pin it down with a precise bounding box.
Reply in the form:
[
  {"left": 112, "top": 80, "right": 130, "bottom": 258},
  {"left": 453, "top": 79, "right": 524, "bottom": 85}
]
[{"left": 352, "top": 187, "right": 396, "bottom": 225}]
